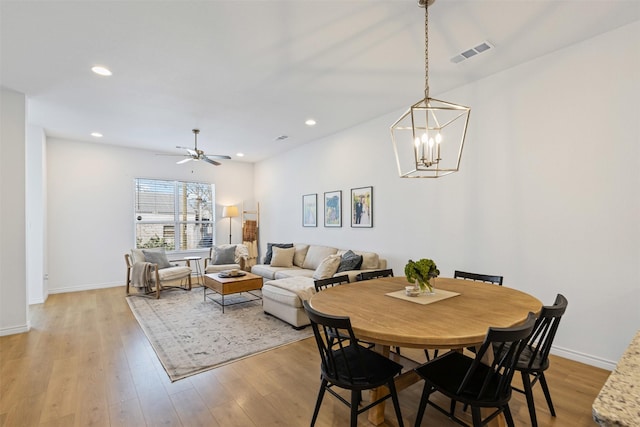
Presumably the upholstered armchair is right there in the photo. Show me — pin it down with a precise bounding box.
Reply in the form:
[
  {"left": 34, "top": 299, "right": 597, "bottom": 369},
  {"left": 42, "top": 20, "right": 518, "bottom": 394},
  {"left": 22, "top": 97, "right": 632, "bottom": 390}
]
[
  {"left": 125, "top": 248, "right": 192, "bottom": 299},
  {"left": 204, "top": 243, "right": 250, "bottom": 273}
]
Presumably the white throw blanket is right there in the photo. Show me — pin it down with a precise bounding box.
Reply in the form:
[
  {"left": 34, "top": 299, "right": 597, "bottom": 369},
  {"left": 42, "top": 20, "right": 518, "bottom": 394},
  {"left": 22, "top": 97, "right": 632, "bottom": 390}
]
[
  {"left": 132, "top": 262, "right": 153, "bottom": 289},
  {"left": 266, "top": 277, "right": 316, "bottom": 301}
]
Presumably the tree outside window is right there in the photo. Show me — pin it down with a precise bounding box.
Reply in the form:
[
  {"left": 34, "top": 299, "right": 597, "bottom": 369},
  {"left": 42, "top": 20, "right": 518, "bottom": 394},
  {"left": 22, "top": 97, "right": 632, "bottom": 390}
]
[{"left": 134, "top": 178, "right": 215, "bottom": 250}]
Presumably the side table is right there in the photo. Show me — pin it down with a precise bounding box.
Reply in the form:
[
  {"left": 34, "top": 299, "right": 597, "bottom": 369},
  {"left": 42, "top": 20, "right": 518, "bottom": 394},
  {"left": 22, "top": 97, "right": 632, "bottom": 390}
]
[{"left": 184, "top": 256, "right": 203, "bottom": 287}]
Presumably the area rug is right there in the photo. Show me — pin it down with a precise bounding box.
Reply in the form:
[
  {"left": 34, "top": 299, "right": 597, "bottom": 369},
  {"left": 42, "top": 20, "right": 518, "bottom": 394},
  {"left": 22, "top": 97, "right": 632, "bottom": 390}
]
[{"left": 126, "top": 289, "right": 312, "bottom": 381}]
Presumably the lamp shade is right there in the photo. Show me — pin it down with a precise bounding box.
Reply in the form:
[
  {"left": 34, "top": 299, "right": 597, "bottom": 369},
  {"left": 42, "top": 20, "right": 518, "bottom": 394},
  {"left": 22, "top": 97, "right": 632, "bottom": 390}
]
[{"left": 222, "top": 206, "right": 239, "bottom": 218}]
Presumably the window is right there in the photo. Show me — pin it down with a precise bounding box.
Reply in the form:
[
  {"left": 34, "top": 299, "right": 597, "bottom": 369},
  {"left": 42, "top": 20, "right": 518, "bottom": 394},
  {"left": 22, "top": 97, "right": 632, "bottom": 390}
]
[{"left": 134, "top": 178, "right": 215, "bottom": 250}]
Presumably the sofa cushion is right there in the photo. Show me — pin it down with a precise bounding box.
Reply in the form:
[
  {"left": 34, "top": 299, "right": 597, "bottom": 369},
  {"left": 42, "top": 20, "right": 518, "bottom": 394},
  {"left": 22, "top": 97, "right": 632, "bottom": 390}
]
[
  {"left": 313, "top": 254, "right": 341, "bottom": 279},
  {"left": 264, "top": 277, "right": 316, "bottom": 302},
  {"left": 142, "top": 248, "right": 171, "bottom": 269},
  {"left": 213, "top": 245, "right": 236, "bottom": 265},
  {"left": 271, "top": 246, "right": 295, "bottom": 267},
  {"left": 251, "top": 264, "right": 294, "bottom": 280},
  {"left": 274, "top": 268, "right": 314, "bottom": 280},
  {"left": 360, "top": 253, "right": 381, "bottom": 270},
  {"left": 293, "top": 244, "right": 310, "bottom": 267},
  {"left": 303, "top": 245, "right": 338, "bottom": 270},
  {"left": 336, "top": 250, "right": 363, "bottom": 273},
  {"left": 264, "top": 243, "right": 294, "bottom": 264},
  {"left": 262, "top": 283, "right": 307, "bottom": 308},
  {"left": 156, "top": 266, "right": 191, "bottom": 282}
]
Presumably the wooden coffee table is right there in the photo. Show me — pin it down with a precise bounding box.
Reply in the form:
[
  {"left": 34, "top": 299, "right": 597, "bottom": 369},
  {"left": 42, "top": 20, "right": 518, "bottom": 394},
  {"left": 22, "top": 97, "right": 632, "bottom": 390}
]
[{"left": 203, "top": 272, "right": 263, "bottom": 313}]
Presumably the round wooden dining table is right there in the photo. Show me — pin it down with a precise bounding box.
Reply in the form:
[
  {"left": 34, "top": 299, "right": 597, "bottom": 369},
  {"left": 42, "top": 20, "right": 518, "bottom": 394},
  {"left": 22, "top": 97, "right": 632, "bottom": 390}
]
[{"left": 308, "top": 276, "right": 542, "bottom": 426}]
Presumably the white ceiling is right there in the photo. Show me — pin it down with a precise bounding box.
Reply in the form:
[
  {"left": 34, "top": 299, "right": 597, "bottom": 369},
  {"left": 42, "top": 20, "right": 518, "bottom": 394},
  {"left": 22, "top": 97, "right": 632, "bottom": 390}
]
[{"left": 2, "top": 0, "right": 639, "bottom": 163}]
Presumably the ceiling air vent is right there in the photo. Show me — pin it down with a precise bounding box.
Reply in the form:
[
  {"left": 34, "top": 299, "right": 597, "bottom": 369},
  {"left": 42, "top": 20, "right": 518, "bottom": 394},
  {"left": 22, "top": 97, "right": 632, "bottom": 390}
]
[
  {"left": 450, "top": 41, "right": 494, "bottom": 64},
  {"left": 274, "top": 135, "right": 289, "bottom": 141}
]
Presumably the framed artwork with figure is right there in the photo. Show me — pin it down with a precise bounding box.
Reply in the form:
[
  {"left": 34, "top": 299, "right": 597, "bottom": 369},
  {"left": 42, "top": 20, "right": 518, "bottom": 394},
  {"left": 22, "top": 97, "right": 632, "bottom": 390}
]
[
  {"left": 351, "top": 186, "right": 373, "bottom": 228},
  {"left": 324, "top": 190, "right": 341, "bottom": 227},
  {"left": 302, "top": 193, "right": 317, "bottom": 227}
]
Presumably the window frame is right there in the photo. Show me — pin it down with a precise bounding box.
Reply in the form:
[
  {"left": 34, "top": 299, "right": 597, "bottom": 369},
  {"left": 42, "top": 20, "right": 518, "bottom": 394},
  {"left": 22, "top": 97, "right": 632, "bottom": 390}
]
[{"left": 133, "top": 178, "right": 216, "bottom": 252}]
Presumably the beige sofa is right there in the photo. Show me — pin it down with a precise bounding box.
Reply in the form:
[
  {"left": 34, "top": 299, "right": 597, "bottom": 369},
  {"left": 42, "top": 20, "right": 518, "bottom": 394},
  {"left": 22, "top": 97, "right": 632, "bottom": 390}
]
[{"left": 251, "top": 243, "right": 387, "bottom": 328}]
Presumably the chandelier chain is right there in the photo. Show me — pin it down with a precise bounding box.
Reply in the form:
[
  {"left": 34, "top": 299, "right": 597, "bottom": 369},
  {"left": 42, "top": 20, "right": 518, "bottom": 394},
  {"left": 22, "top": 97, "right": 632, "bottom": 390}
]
[{"left": 424, "top": 3, "right": 429, "bottom": 99}]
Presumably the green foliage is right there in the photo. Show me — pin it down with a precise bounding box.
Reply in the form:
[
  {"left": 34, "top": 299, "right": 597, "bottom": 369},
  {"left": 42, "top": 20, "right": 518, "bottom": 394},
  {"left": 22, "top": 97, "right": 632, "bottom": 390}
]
[
  {"left": 137, "top": 235, "right": 172, "bottom": 249},
  {"left": 405, "top": 258, "right": 440, "bottom": 292}
]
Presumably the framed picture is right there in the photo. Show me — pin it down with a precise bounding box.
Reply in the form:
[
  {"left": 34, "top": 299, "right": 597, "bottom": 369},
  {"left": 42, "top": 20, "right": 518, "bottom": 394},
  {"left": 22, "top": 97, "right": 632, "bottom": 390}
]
[
  {"left": 324, "top": 190, "right": 342, "bottom": 227},
  {"left": 351, "top": 186, "right": 373, "bottom": 227},
  {"left": 302, "top": 194, "right": 317, "bottom": 227}
]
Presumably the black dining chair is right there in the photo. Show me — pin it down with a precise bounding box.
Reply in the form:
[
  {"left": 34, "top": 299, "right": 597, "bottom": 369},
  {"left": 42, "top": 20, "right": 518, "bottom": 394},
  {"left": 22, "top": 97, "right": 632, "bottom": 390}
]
[
  {"left": 424, "top": 270, "right": 505, "bottom": 361},
  {"left": 314, "top": 275, "right": 371, "bottom": 347},
  {"left": 302, "top": 300, "right": 404, "bottom": 427},
  {"left": 354, "top": 268, "right": 401, "bottom": 354},
  {"left": 454, "top": 270, "right": 503, "bottom": 285},
  {"left": 313, "top": 274, "right": 350, "bottom": 292},
  {"left": 512, "top": 293, "right": 568, "bottom": 427},
  {"left": 355, "top": 269, "right": 394, "bottom": 281},
  {"left": 413, "top": 312, "right": 537, "bottom": 427}
]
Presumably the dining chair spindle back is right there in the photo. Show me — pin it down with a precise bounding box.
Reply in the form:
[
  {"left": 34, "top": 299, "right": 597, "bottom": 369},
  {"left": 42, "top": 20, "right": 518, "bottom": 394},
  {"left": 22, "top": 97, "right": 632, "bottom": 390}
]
[
  {"left": 355, "top": 269, "right": 394, "bottom": 281},
  {"left": 414, "top": 312, "right": 537, "bottom": 427},
  {"left": 303, "top": 300, "right": 404, "bottom": 427},
  {"left": 454, "top": 270, "right": 504, "bottom": 285},
  {"left": 512, "top": 293, "right": 568, "bottom": 427},
  {"left": 314, "top": 274, "right": 350, "bottom": 292}
]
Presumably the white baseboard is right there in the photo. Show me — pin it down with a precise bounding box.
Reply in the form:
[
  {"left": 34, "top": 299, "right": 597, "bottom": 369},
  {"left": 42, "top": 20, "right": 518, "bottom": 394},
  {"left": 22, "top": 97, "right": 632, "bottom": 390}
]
[
  {"left": 0, "top": 321, "right": 30, "bottom": 336},
  {"left": 48, "top": 281, "right": 123, "bottom": 294},
  {"left": 552, "top": 345, "right": 616, "bottom": 371}
]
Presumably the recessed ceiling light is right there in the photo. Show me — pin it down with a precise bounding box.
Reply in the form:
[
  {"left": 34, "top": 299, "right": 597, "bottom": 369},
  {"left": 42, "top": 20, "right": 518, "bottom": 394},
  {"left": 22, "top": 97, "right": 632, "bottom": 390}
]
[
  {"left": 91, "top": 132, "right": 103, "bottom": 137},
  {"left": 305, "top": 119, "right": 317, "bottom": 126},
  {"left": 236, "top": 153, "right": 244, "bottom": 157},
  {"left": 91, "top": 66, "right": 112, "bottom": 76}
]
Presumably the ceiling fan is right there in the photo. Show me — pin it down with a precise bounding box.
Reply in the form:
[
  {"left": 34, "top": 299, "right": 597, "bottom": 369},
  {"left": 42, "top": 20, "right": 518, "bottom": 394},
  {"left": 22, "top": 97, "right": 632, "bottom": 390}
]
[{"left": 173, "top": 129, "right": 231, "bottom": 166}]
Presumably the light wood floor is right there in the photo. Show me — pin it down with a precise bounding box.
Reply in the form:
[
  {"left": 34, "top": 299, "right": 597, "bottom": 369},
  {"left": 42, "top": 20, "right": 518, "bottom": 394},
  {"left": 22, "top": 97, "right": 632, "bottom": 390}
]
[{"left": 1, "top": 286, "right": 610, "bottom": 427}]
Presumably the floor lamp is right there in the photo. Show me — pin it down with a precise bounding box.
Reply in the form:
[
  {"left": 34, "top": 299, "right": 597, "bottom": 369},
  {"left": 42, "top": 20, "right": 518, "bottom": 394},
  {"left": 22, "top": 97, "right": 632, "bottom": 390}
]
[{"left": 222, "top": 206, "right": 239, "bottom": 244}]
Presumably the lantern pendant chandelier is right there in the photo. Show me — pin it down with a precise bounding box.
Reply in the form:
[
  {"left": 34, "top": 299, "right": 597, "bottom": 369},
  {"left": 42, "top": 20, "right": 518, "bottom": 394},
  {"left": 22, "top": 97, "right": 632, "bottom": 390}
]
[{"left": 391, "top": 0, "right": 471, "bottom": 178}]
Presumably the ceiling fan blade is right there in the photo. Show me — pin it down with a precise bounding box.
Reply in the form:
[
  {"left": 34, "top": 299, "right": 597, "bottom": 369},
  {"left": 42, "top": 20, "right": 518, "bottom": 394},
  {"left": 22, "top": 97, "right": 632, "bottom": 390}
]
[
  {"left": 204, "top": 154, "right": 232, "bottom": 160},
  {"left": 171, "top": 130, "right": 225, "bottom": 166},
  {"left": 201, "top": 156, "right": 221, "bottom": 166}
]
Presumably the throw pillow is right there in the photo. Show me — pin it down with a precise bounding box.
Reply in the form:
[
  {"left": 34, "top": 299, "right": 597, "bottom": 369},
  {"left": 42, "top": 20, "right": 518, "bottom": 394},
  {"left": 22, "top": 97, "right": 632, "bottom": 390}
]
[
  {"left": 214, "top": 245, "right": 236, "bottom": 265},
  {"left": 142, "top": 248, "right": 171, "bottom": 269},
  {"left": 293, "top": 244, "right": 310, "bottom": 267},
  {"left": 270, "top": 246, "right": 296, "bottom": 268},
  {"left": 264, "top": 243, "right": 294, "bottom": 264},
  {"left": 312, "top": 254, "right": 342, "bottom": 280},
  {"left": 336, "top": 250, "right": 363, "bottom": 273}
]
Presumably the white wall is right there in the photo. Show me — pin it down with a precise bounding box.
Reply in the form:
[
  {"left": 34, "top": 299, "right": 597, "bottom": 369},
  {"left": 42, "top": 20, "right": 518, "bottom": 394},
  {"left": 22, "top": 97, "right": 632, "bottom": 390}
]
[
  {"left": 0, "top": 87, "right": 29, "bottom": 335},
  {"left": 46, "top": 139, "right": 254, "bottom": 293},
  {"left": 254, "top": 22, "right": 640, "bottom": 369},
  {"left": 26, "top": 125, "right": 47, "bottom": 304}
]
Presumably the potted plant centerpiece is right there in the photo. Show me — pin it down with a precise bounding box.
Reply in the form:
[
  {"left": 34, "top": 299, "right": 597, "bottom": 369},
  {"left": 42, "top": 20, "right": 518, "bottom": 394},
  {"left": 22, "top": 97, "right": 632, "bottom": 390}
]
[{"left": 405, "top": 258, "right": 440, "bottom": 294}]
